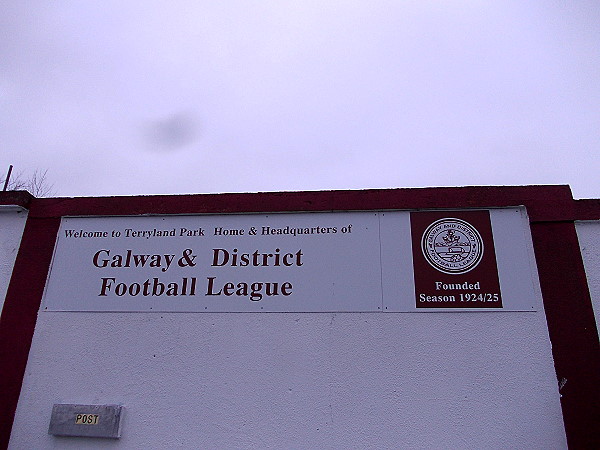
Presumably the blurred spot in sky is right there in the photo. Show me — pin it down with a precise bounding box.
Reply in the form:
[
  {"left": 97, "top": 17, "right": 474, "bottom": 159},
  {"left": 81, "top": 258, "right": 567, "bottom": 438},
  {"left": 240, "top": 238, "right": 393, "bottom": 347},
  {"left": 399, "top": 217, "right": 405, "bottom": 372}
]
[{"left": 143, "top": 112, "right": 198, "bottom": 151}]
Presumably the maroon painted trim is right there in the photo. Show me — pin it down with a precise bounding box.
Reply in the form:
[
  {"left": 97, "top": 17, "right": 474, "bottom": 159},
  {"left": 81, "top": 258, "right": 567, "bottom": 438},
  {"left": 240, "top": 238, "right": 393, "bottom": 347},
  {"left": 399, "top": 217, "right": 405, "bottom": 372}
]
[
  {"left": 0, "top": 217, "right": 61, "bottom": 449},
  {"left": 530, "top": 222, "right": 600, "bottom": 448},
  {"left": 0, "top": 191, "right": 32, "bottom": 209},
  {"left": 29, "top": 185, "right": 574, "bottom": 222},
  {"left": 574, "top": 199, "right": 600, "bottom": 221}
]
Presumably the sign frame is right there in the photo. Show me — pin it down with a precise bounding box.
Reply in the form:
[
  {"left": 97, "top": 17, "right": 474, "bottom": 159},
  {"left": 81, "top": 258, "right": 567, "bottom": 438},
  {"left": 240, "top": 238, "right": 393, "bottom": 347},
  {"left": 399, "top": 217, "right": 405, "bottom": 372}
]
[{"left": 41, "top": 208, "right": 540, "bottom": 313}]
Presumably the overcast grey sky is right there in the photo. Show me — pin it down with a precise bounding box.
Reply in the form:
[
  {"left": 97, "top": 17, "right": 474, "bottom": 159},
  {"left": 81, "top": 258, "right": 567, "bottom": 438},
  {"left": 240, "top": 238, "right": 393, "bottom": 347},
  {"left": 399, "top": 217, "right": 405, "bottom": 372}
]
[{"left": 1, "top": 1, "right": 599, "bottom": 198}]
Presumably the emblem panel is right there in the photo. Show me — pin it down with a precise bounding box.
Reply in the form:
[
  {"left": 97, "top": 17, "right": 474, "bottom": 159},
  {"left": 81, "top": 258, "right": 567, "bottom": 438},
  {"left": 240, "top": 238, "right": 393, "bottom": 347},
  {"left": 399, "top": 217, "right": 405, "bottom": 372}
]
[{"left": 421, "top": 218, "right": 484, "bottom": 274}]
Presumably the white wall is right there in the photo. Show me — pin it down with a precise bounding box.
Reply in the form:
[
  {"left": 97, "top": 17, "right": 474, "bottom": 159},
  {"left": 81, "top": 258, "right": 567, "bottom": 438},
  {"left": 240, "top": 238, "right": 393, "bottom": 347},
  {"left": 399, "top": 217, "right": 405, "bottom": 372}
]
[
  {"left": 7, "top": 210, "right": 569, "bottom": 449},
  {"left": 0, "top": 206, "right": 28, "bottom": 317},
  {"left": 10, "top": 309, "right": 565, "bottom": 449},
  {"left": 576, "top": 221, "right": 600, "bottom": 329}
]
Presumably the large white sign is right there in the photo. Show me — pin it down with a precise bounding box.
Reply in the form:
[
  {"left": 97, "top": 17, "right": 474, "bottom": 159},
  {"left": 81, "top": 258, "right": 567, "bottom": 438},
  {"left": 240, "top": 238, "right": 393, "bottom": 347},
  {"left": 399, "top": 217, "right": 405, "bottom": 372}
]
[{"left": 42, "top": 209, "right": 540, "bottom": 312}]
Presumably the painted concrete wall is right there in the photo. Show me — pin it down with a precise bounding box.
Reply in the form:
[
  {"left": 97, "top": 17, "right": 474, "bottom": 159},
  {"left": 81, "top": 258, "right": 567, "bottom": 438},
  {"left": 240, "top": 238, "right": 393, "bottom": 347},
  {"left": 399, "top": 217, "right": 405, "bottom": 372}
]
[
  {"left": 0, "top": 206, "right": 27, "bottom": 317},
  {"left": 577, "top": 221, "right": 600, "bottom": 329},
  {"left": 9, "top": 305, "right": 566, "bottom": 445},
  {"left": 4, "top": 204, "right": 574, "bottom": 448}
]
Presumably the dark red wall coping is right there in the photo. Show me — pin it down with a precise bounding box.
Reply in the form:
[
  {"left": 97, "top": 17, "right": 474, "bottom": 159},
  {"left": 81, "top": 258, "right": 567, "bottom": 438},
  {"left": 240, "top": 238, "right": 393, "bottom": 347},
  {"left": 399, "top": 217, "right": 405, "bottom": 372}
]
[
  {"left": 0, "top": 191, "right": 33, "bottom": 209},
  {"left": 574, "top": 199, "right": 600, "bottom": 221},
  {"left": 5, "top": 184, "right": 599, "bottom": 222},
  {"left": 16, "top": 184, "right": 587, "bottom": 223}
]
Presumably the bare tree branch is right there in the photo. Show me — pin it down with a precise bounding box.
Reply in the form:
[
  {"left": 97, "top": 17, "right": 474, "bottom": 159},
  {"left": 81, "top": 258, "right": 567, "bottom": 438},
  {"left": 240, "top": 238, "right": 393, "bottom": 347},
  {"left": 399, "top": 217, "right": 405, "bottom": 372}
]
[{"left": 1, "top": 168, "right": 55, "bottom": 197}]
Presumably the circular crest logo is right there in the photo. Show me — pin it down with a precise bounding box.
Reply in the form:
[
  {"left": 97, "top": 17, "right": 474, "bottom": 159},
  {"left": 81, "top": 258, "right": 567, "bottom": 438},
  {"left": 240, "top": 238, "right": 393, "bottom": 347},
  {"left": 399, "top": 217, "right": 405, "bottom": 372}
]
[{"left": 421, "top": 218, "right": 484, "bottom": 274}]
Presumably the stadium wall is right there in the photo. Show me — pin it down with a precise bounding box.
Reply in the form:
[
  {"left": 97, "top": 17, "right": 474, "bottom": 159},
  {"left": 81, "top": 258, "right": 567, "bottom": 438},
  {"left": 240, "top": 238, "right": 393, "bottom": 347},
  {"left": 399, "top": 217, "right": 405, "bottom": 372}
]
[{"left": 1, "top": 186, "right": 598, "bottom": 449}]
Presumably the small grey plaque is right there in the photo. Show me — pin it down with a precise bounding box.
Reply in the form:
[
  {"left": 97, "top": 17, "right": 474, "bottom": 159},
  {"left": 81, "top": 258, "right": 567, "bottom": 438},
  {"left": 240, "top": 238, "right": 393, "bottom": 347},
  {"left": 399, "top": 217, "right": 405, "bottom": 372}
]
[{"left": 48, "top": 404, "right": 123, "bottom": 438}]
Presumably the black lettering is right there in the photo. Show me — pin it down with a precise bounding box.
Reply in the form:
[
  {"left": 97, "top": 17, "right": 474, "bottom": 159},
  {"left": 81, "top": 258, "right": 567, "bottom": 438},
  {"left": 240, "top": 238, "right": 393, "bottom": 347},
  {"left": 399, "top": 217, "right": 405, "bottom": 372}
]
[
  {"left": 250, "top": 282, "right": 263, "bottom": 301},
  {"left": 99, "top": 277, "right": 115, "bottom": 296},
  {"left": 206, "top": 277, "right": 222, "bottom": 295},
  {"left": 93, "top": 250, "right": 109, "bottom": 268},
  {"left": 281, "top": 282, "right": 293, "bottom": 296},
  {"left": 212, "top": 249, "right": 228, "bottom": 266}
]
